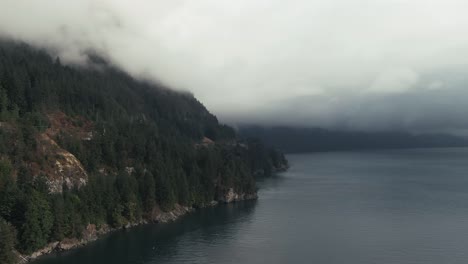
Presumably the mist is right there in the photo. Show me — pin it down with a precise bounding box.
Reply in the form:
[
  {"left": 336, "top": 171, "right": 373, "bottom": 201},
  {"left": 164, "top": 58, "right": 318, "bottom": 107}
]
[{"left": 1, "top": 0, "right": 468, "bottom": 134}]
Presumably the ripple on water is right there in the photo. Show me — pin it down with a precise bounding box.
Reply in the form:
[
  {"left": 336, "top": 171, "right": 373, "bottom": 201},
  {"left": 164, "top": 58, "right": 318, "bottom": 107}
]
[{"left": 33, "top": 148, "right": 468, "bottom": 264}]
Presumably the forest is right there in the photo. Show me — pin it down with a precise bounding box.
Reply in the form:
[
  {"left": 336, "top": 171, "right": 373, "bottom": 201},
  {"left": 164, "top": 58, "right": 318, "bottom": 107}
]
[
  {"left": 240, "top": 125, "right": 468, "bottom": 153},
  {"left": 0, "top": 40, "right": 287, "bottom": 263}
]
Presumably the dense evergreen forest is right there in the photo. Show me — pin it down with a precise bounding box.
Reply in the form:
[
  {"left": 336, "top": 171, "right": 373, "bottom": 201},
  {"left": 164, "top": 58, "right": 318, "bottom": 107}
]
[
  {"left": 0, "top": 40, "right": 287, "bottom": 262},
  {"left": 240, "top": 126, "right": 468, "bottom": 153}
]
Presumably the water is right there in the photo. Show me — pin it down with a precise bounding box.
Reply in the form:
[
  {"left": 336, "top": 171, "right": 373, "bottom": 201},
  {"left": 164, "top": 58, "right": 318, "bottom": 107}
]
[{"left": 34, "top": 148, "right": 468, "bottom": 264}]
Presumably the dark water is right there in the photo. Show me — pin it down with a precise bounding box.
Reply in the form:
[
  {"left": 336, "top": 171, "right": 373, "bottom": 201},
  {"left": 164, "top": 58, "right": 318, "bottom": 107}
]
[{"left": 34, "top": 148, "right": 468, "bottom": 264}]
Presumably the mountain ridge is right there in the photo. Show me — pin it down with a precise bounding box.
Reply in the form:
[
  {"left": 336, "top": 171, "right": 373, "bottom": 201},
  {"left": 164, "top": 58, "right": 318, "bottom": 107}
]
[
  {"left": 239, "top": 125, "right": 468, "bottom": 153},
  {"left": 0, "top": 40, "right": 287, "bottom": 263}
]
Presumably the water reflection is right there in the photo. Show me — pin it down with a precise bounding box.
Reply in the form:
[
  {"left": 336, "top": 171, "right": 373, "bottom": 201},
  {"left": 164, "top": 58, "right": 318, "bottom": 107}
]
[{"left": 34, "top": 148, "right": 468, "bottom": 264}]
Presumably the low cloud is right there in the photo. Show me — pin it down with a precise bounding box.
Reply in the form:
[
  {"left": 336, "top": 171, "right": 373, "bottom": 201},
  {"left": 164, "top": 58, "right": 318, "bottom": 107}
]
[
  {"left": 1, "top": 0, "right": 468, "bottom": 134},
  {"left": 368, "top": 68, "right": 420, "bottom": 94}
]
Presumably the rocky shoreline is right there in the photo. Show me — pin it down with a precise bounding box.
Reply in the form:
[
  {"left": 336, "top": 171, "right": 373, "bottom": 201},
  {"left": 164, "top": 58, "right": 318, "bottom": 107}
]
[{"left": 18, "top": 191, "right": 256, "bottom": 263}]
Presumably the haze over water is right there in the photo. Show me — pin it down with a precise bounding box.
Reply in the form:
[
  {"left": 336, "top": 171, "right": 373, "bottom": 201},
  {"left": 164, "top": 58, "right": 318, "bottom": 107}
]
[{"left": 34, "top": 148, "right": 468, "bottom": 264}]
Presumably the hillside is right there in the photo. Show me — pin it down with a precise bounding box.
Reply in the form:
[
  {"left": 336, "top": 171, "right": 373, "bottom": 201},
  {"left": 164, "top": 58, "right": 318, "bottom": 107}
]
[
  {"left": 239, "top": 126, "right": 468, "bottom": 153},
  {"left": 0, "top": 40, "right": 287, "bottom": 261}
]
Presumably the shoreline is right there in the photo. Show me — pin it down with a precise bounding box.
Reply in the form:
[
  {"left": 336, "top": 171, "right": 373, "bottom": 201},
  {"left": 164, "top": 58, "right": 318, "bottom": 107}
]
[{"left": 19, "top": 191, "right": 258, "bottom": 263}]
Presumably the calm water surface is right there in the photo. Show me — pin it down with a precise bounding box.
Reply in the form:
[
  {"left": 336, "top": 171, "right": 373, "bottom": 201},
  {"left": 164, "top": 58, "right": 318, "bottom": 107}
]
[{"left": 34, "top": 148, "right": 468, "bottom": 264}]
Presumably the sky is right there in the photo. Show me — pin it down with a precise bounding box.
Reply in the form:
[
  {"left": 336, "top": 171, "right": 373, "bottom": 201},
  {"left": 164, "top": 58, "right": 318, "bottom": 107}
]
[{"left": 1, "top": 0, "right": 468, "bottom": 134}]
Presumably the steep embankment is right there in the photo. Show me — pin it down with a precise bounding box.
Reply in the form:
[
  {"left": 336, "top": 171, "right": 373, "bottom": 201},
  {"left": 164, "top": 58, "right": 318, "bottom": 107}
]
[{"left": 0, "top": 40, "right": 288, "bottom": 263}]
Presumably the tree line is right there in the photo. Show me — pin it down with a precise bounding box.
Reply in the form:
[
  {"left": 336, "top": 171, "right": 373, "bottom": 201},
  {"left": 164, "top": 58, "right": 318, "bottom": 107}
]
[{"left": 0, "top": 40, "right": 287, "bottom": 262}]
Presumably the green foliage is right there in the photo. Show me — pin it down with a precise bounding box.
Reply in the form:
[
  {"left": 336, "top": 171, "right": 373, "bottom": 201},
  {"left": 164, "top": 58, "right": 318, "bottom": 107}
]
[
  {"left": 0, "top": 160, "right": 18, "bottom": 221},
  {"left": 50, "top": 195, "right": 66, "bottom": 241},
  {"left": 139, "top": 171, "right": 156, "bottom": 215},
  {"left": 19, "top": 190, "right": 53, "bottom": 253},
  {"left": 0, "top": 40, "right": 288, "bottom": 254},
  {"left": 0, "top": 217, "right": 17, "bottom": 264}
]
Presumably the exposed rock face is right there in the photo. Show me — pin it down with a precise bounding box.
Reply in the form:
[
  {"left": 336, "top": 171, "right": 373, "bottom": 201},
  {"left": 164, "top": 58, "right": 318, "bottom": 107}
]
[
  {"left": 29, "top": 111, "right": 94, "bottom": 193},
  {"left": 38, "top": 133, "right": 88, "bottom": 193},
  {"left": 151, "top": 204, "right": 193, "bottom": 223},
  {"left": 218, "top": 188, "right": 258, "bottom": 203},
  {"left": 274, "top": 163, "right": 289, "bottom": 172},
  {"left": 125, "top": 166, "right": 135, "bottom": 175},
  {"left": 27, "top": 242, "right": 59, "bottom": 260},
  {"left": 195, "top": 136, "right": 216, "bottom": 148},
  {"left": 56, "top": 238, "right": 82, "bottom": 251}
]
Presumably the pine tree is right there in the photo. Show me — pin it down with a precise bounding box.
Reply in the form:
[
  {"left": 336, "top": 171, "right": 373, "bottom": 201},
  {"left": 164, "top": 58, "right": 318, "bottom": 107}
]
[
  {"left": 0, "top": 217, "right": 17, "bottom": 264},
  {"left": 20, "top": 190, "right": 53, "bottom": 253},
  {"left": 140, "top": 171, "right": 156, "bottom": 215},
  {"left": 51, "top": 195, "right": 66, "bottom": 241},
  {"left": 0, "top": 160, "right": 17, "bottom": 221},
  {"left": 0, "top": 40, "right": 287, "bottom": 254},
  {"left": 0, "top": 84, "right": 9, "bottom": 120}
]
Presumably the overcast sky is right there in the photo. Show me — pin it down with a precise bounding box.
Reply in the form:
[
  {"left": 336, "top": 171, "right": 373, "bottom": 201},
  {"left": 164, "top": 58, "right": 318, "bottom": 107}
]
[{"left": 1, "top": 0, "right": 468, "bottom": 133}]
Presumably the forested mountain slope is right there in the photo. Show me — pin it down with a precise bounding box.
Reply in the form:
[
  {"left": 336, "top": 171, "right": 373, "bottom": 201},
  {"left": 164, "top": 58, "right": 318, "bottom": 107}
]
[
  {"left": 0, "top": 40, "right": 287, "bottom": 261},
  {"left": 240, "top": 125, "right": 468, "bottom": 153}
]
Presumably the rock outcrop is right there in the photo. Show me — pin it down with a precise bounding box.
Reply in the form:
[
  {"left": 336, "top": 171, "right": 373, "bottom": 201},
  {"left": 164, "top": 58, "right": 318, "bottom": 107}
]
[
  {"left": 151, "top": 204, "right": 194, "bottom": 223},
  {"left": 38, "top": 133, "right": 88, "bottom": 193},
  {"left": 218, "top": 188, "right": 258, "bottom": 203}
]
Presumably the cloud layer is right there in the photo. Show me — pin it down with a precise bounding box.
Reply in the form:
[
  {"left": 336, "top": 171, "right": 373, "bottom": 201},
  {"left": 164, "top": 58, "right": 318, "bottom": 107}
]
[{"left": 1, "top": 0, "right": 468, "bottom": 133}]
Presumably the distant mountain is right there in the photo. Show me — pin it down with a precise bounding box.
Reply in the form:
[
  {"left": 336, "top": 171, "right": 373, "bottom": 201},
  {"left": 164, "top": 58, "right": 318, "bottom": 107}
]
[{"left": 239, "top": 126, "right": 468, "bottom": 153}]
